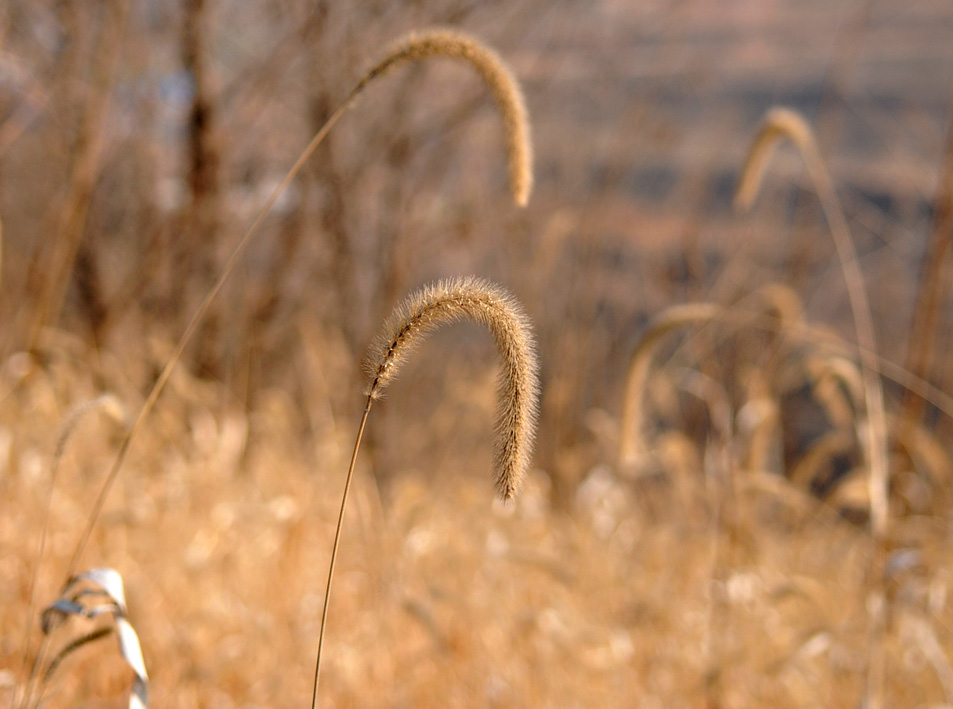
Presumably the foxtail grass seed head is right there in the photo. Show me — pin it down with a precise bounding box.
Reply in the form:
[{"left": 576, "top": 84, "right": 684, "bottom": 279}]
[
  {"left": 735, "top": 106, "right": 890, "bottom": 709},
  {"left": 618, "top": 303, "right": 721, "bottom": 465},
  {"left": 351, "top": 29, "right": 533, "bottom": 207},
  {"left": 54, "top": 394, "right": 130, "bottom": 461},
  {"left": 365, "top": 276, "right": 539, "bottom": 500},
  {"left": 734, "top": 107, "right": 815, "bottom": 212}
]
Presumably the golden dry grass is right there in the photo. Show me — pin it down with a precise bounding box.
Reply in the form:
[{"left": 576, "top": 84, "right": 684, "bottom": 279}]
[
  {"left": 3, "top": 327, "right": 953, "bottom": 708},
  {"left": 3, "top": 3, "right": 953, "bottom": 709}
]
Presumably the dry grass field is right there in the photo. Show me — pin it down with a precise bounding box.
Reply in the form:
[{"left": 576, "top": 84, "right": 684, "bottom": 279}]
[{"left": 3, "top": 0, "right": 953, "bottom": 706}]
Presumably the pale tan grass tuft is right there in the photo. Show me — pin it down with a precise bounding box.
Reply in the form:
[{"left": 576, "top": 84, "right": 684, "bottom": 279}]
[
  {"left": 351, "top": 29, "right": 533, "bottom": 206},
  {"left": 312, "top": 277, "right": 539, "bottom": 707}
]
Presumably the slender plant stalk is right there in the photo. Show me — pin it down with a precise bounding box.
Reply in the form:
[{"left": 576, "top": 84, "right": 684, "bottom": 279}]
[
  {"left": 901, "top": 111, "right": 953, "bottom": 425},
  {"left": 65, "top": 27, "right": 533, "bottom": 579},
  {"left": 65, "top": 101, "right": 348, "bottom": 579},
  {"left": 311, "top": 277, "right": 539, "bottom": 705},
  {"left": 311, "top": 397, "right": 371, "bottom": 709},
  {"left": 26, "top": 0, "right": 130, "bottom": 351},
  {"left": 736, "top": 106, "right": 889, "bottom": 709},
  {"left": 618, "top": 303, "right": 722, "bottom": 465}
]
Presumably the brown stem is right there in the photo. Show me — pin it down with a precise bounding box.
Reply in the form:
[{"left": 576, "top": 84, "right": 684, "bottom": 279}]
[
  {"left": 901, "top": 113, "right": 953, "bottom": 424},
  {"left": 311, "top": 394, "right": 374, "bottom": 708},
  {"left": 26, "top": 0, "right": 129, "bottom": 351}
]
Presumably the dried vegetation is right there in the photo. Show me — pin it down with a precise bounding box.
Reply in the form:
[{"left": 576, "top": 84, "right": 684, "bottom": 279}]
[{"left": 3, "top": 1, "right": 953, "bottom": 707}]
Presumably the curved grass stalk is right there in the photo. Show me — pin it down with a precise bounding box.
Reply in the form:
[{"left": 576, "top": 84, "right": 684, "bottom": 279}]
[
  {"left": 735, "top": 106, "right": 890, "bottom": 709},
  {"left": 64, "top": 27, "right": 534, "bottom": 581},
  {"left": 618, "top": 283, "right": 802, "bottom": 469},
  {"left": 351, "top": 29, "right": 533, "bottom": 206},
  {"left": 788, "top": 429, "right": 857, "bottom": 490},
  {"left": 311, "top": 276, "right": 539, "bottom": 707},
  {"left": 750, "top": 282, "right": 804, "bottom": 326},
  {"left": 618, "top": 304, "right": 722, "bottom": 466},
  {"left": 805, "top": 352, "right": 865, "bottom": 430}
]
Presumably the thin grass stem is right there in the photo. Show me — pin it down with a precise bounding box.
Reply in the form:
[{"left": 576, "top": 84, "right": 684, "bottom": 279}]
[
  {"left": 311, "top": 395, "right": 372, "bottom": 708},
  {"left": 736, "top": 107, "right": 890, "bottom": 709},
  {"left": 67, "top": 27, "right": 532, "bottom": 579}
]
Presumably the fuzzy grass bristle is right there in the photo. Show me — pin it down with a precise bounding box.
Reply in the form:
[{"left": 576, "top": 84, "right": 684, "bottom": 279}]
[
  {"left": 62, "top": 26, "right": 536, "bottom": 583},
  {"left": 364, "top": 276, "right": 539, "bottom": 500},
  {"left": 734, "top": 107, "right": 815, "bottom": 213},
  {"left": 351, "top": 28, "right": 533, "bottom": 207}
]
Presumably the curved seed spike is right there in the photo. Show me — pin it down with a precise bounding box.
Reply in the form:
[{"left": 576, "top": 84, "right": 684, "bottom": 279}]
[
  {"left": 69, "top": 28, "right": 533, "bottom": 580},
  {"left": 735, "top": 105, "right": 889, "bottom": 709},
  {"left": 351, "top": 29, "right": 533, "bottom": 206},
  {"left": 313, "top": 277, "right": 539, "bottom": 707},
  {"left": 618, "top": 303, "right": 721, "bottom": 466},
  {"left": 365, "top": 276, "right": 539, "bottom": 499},
  {"left": 54, "top": 395, "right": 130, "bottom": 460},
  {"left": 734, "top": 106, "right": 887, "bottom": 538},
  {"left": 734, "top": 107, "right": 817, "bottom": 213}
]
